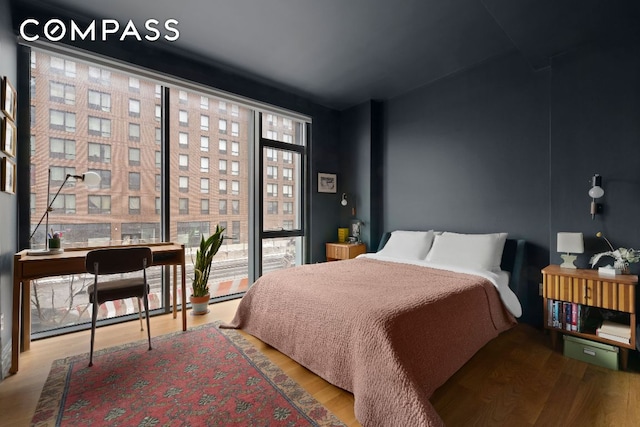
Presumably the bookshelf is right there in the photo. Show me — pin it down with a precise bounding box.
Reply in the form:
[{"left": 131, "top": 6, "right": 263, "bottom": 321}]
[{"left": 542, "top": 265, "right": 637, "bottom": 370}]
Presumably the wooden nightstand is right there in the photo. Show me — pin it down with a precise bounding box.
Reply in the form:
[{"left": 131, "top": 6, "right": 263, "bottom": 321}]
[
  {"left": 326, "top": 242, "right": 366, "bottom": 261},
  {"left": 542, "top": 265, "right": 637, "bottom": 370}
]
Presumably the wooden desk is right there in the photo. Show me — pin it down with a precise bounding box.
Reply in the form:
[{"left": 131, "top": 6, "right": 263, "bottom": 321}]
[{"left": 11, "top": 242, "right": 186, "bottom": 374}]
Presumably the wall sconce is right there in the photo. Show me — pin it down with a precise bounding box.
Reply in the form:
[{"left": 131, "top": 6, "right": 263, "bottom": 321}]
[
  {"left": 589, "top": 174, "right": 604, "bottom": 219},
  {"left": 341, "top": 193, "right": 348, "bottom": 206},
  {"left": 557, "top": 232, "right": 584, "bottom": 268}
]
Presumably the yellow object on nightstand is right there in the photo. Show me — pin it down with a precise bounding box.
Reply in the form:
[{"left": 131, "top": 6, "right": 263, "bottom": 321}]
[{"left": 337, "top": 228, "right": 349, "bottom": 243}]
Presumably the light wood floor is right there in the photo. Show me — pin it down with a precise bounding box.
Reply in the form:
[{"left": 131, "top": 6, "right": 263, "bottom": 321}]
[{"left": 1, "top": 299, "right": 639, "bottom": 426}]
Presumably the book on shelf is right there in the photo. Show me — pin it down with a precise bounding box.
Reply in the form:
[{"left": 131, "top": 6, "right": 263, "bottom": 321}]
[
  {"left": 596, "top": 330, "right": 631, "bottom": 344},
  {"left": 598, "top": 320, "right": 631, "bottom": 337}
]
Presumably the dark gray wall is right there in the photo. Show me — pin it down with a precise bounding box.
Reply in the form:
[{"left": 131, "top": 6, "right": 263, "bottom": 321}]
[{"left": 0, "top": 0, "right": 18, "bottom": 379}]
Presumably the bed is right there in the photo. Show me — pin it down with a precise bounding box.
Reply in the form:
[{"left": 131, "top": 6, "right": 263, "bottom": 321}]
[{"left": 222, "top": 230, "right": 526, "bottom": 426}]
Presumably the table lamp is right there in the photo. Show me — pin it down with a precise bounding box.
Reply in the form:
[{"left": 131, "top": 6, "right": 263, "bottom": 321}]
[
  {"left": 28, "top": 169, "right": 101, "bottom": 255},
  {"left": 557, "top": 232, "right": 584, "bottom": 269}
]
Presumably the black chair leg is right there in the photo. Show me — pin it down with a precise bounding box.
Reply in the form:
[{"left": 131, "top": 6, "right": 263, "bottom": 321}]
[
  {"left": 143, "top": 293, "right": 152, "bottom": 351},
  {"left": 89, "top": 300, "right": 99, "bottom": 367}
]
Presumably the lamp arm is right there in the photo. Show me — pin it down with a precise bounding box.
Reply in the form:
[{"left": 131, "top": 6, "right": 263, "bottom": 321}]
[{"left": 28, "top": 174, "right": 71, "bottom": 242}]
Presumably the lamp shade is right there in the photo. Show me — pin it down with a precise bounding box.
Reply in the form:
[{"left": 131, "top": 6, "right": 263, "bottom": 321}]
[
  {"left": 557, "top": 232, "right": 584, "bottom": 254},
  {"left": 81, "top": 171, "right": 101, "bottom": 187}
]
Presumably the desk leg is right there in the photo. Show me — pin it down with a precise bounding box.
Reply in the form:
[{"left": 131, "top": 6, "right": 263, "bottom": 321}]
[
  {"left": 22, "top": 280, "right": 31, "bottom": 352},
  {"left": 10, "top": 279, "right": 22, "bottom": 374},
  {"left": 181, "top": 260, "right": 186, "bottom": 331},
  {"left": 172, "top": 265, "right": 177, "bottom": 319}
]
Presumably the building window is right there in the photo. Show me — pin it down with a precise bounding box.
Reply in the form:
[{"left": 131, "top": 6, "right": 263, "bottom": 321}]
[
  {"left": 231, "top": 180, "right": 239, "bottom": 196},
  {"left": 155, "top": 84, "right": 162, "bottom": 98},
  {"left": 283, "top": 220, "right": 294, "bottom": 230},
  {"left": 231, "top": 122, "right": 239, "bottom": 137},
  {"left": 50, "top": 166, "right": 76, "bottom": 187},
  {"left": 50, "top": 56, "right": 76, "bottom": 77},
  {"left": 129, "top": 172, "right": 141, "bottom": 190},
  {"left": 179, "top": 90, "right": 188, "bottom": 104},
  {"left": 219, "top": 159, "right": 227, "bottom": 174},
  {"left": 88, "top": 116, "right": 111, "bottom": 137},
  {"left": 267, "top": 201, "right": 278, "bottom": 214},
  {"left": 219, "top": 139, "right": 227, "bottom": 154},
  {"left": 179, "top": 110, "right": 188, "bottom": 126},
  {"left": 200, "top": 136, "right": 209, "bottom": 152},
  {"left": 283, "top": 185, "right": 293, "bottom": 198},
  {"left": 200, "top": 199, "right": 209, "bottom": 214},
  {"left": 200, "top": 178, "right": 209, "bottom": 194},
  {"left": 30, "top": 77, "right": 35, "bottom": 98},
  {"left": 179, "top": 198, "right": 189, "bottom": 214},
  {"left": 155, "top": 197, "right": 161, "bottom": 214},
  {"left": 219, "top": 179, "right": 227, "bottom": 195},
  {"left": 155, "top": 151, "right": 161, "bottom": 168},
  {"left": 49, "top": 109, "right": 76, "bottom": 132},
  {"left": 200, "top": 157, "right": 209, "bottom": 173},
  {"left": 129, "top": 99, "right": 141, "bottom": 117},
  {"left": 129, "top": 196, "right": 141, "bottom": 214},
  {"left": 88, "top": 66, "right": 110, "bottom": 84},
  {"left": 231, "top": 141, "right": 239, "bottom": 156},
  {"left": 219, "top": 118, "right": 227, "bottom": 134},
  {"left": 200, "top": 114, "right": 209, "bottom": 131},
  {"left": 88, "top": 195, "right": 111, "bottom": 214},
  {"left": 129, "top": 77, "right": 140, "bottom": 92},
  {"left": 49, "top": 81, "right": 75, "bottom": 105},
  {"left": 88, "top": 90, "right": 110, "bottom": 111},
  {"left": 283, "top": 134, "right": 293, "bottom": 144},
  {"left": 88, "top": 142, "right": 111, "bottom": 163},
  {"left": 200, "top": 96, "right": 209, "bottom": 110},
  {"left": 219, "top": 199, "right": 227, "bottom": 215},
  {"left": 155, "top": 174, "right": 161, "bottom": 191},
  {"left": 267, "top": 166, "right": 278, "bottom": 179},
  {"left": 155, "top": 127, "right": 161, "bottom": 144},
  {"left": 266, "top": 148, "right": 277, "bottom": 162},
  {"left": 129, "top": 148, "right": 141, "bottom": 166},
  {"left": 283, "top": 201, "right": 293, "bottom": 214},
  {"left": 129, "top": 123, "right": 140, "bottom": 141},
  {"left": 218, "top": 100, "right": 226, "bottom": 112},
  {"left": 267, "top": 183, "right": 278, "bottom": 197},
  {"left": 267, "top": 114, "right": 276, "bottom": 125},
  {"left": 155, "top": 105, "right": 161, "bottom": 121},
  {"left": 179, "top": 176, "right": 189, "bottom": 192},
  {"left": 232, "top": 221, "right": 240, "bottom": 243},
  {"left": 49, "top": 138, "right": 75, "bottom": 160},
  {"left": 283, "top": 168, "right": 293, "bottom": 181},
  {"left": 51, "top": 194, "right": 76, "bottom": 214},
  {"left": 266, "top": 130, "right": 277, "bottom": 140},
  {"left": 232, "top": 200, "right": 240, "bottom": 215},
  {"left": 283, "top": 118, "right": 292, "bottom": 129},
  {"left": 90, "top": 169, "right": 111, "bottom": 189},
  {"left": 231, "top": 104, "right": 239, "bottom": 116},
  {"left": 179, "top": 154, "right": 189, "bottom": 170},
  {"left": 179, "top": 132, "right": 189, "bottom": 148},
  {"left": 231, "top": 161, "right": 239, "bottom": 176},
  {"left": 282, "top": 151, "right": 292, "bottom": 164}
]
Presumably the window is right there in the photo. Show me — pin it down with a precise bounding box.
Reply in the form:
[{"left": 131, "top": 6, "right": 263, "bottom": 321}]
[
  {"left": 218, "top": 100, "right": 226, "bottom": 112},
  {"left": 129, "top": 196, "right": 141, "bottom": 214},
  {"left": 179, "top": 110, "right": 188, "bottom": 126},
  {"left": 129, "top": 148, "right": 141, "bottom": 166},
  {"left": 30, "top": 77, "right": 35, "bottom": 98},
  {"left": 283, "top": 168, "right": 293, "bottom": 181},
  {"left": 231, "top": 180, "right": 239, "bottom": 195},
  {"left": 155, "top": 197, "right": 161, "bottom": 214},
  {"left": 219, "top": 200, "right": 227, "bottom": 214},
  {"left": 219, "top": 159, "right": 227, "bottom": 174},
  {"left": 283, "top": 220, "right": 294, "bottom": 230},
  {"left": 129, "top": 123, "right": 140, "bottom": 141},
  {"left": 232, "top": 221, "right": 240, "bottom": 243},
  {"left": 155, "top": 174, "right": 161, "bottom": 191},
  {"left": 283, "top": 185, "right": 293, "bottom": 198},
  {"left": 219, "top": 179, "right": 227, "bottom": 195},
  {"left": 88, "top": 195, "right": 110, "bottom": 214},
  {"left": 155, "top": 84, "right": 162, "bottom": 98},
  {"left": 88, "top": 90, "right": 110, "bottom": 111},
  {"left": 129, "top": 172, "right": 141, "bottom": 190},
  {"left": 200, "top": 96, "right": 209, "bottom": 110},
  {"left": 283, "top": 202, "right": 293, "bottom": 214},
  {"left": 231, "top": 161, "right": 239, "bottom": 176},
  {"left": 179, "top": 154, "right": 189, "bottom": 170},
  {"left": 266, "top": 130, "right": 277, "bottom": 140},
  {"left": 50, "top": 56, "right": 76, "bottom": 77},
  {"left": 219, "top": 139, "right": 227, "bottom": 154},
  {"left": 50, "top": 166, "right": 76, "bottom": 187},
  {"left": 201, "top": 199, "right": 209, "bottom": 214},
  {"left": 179, "top": 176, "right": 189, "bottom": 192},
  {"left": 155, "top": 105, "right": 161, "bottom": 121},
  {"left": 231, "top": 121, "right": 239, "bottom": 137},
  {"left": 88, "top": 66, "right": 110, "bottom": 84},
  {"left": 88, "top": 116, "right": 111, "bottom": 137},
  {"left": 282, "top": 152, "right": 293, "bottom": 163},
  {"left": 219, "top": 119, "right": 227, "bottom": 134},
  {"left": 49, "top": 110, "right": 76, "bottom": 132},
  {"left": 51, "top": 194, "right": 76, "bottom": 214},
  {"left": 179, "top": 198, "right": 189, "bottom": 214},
  {"left": 200, "top": 178, "right": 210, "bottom": 194},
  {"left": 266, "top": 148, "right": 277, "bottom": 162},
  {"left": 232, "top": 200, "right": 240, "bottom": 215},
  {"left": 49, "top": 81, "right": 75, "bottom": 105},
  {"left": 155, "top": 127, "right": 161, "bottom": 144},
  {"left": 267, "top": 201, "right": 278, "bottom": 214},
  {"left": 283, "top": 118, "right": 292, "bottom": 129},
  {"left": 179, "top": 132, "right": 189, "bottom": 148},
  {"left": 267, "top": 183, "right": 278, "bottom": 197},
  {"left": 129, "top": 77, "right": 140, "bottom": 92},
  {"left": 231, "top": 104, "right": 239, "bottom": 116},
  {"left": 90, "top": 169, "right": 111, "bottom": 189},
  {"left": 267, "top": 114, "right": 276, "bottom": 125},
  {"left": 129, "top": 99, "right": 141, "bottom": 117},
  {"left": 200, "top": 115, "right": 209, "bottom": 131},
  {"left": 50, "top": 138, "right": 75, "bottom": 159},
  {"left": 283, "top": 134, "right": 293, "bottom": 144},
  {"left": 179, "top": 90, "right": 188, "bottom": 104},
  {"left": 231, "top": 141, "right": 239, "bottom": 156},
  {"left": 88, "top": 142, "right": 111, "bottom": 163},
  {"left": 267, "top": 166, "right": 278, "bottom": 179},
  {"left": 200, "top": 157, "right": 209, "bottom": 173},
  {"left": 155, "top": 151, "right": 161, "bottom": 168},
  {"left": 200, "top": 136, "right": 209, "bottom": 151}
]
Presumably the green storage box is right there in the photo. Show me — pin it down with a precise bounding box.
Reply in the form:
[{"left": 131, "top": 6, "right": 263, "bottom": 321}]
[{"left": 563, "top": 335, "right": 619, "bottom": 370}]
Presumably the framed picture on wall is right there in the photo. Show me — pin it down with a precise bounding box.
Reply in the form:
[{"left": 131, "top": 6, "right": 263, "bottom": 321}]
[
  {"left": 1, "top": 156, "right": 16, "bottom": 194},
  {"left": 318, "top": 172, "right": 337, "bottom": 193},
  {"left": 1, "top": 76, "right": 17, "bottom": 121},
  {"left": 1, "top": 117, "right": 16, "bottom": 158}
]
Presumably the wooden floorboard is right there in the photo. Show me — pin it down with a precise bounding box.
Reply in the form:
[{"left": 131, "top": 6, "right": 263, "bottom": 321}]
[{"left": 1, "top": 299, "right": 639, "bottom": 426}]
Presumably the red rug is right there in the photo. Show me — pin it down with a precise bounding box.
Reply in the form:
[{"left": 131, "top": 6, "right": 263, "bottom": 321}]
[{"left": 32, "top": 322, "right": 346, "bottom": 426}]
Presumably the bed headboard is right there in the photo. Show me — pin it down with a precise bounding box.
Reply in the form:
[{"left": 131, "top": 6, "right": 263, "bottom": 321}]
[{"left": 376, "top": 232, "right": 527, "bottom": 295}]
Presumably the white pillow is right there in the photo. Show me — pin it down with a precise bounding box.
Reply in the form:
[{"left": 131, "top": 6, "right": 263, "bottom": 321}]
[
  {"left": 377, "top": 230, "right": 435, "bottom": 260},
  {"left": 425, "top": 232, "right": 508, "bottom": 271}
]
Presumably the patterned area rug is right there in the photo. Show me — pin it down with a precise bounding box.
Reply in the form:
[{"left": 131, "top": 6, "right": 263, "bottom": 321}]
[{"left": 32, "top": 322, "right": 346, "bottom": 426}]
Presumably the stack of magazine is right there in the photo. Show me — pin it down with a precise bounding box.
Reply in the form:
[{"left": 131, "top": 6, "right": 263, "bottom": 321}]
[{"left": 596, "top": 320, "right": 631, "bottom": 344}]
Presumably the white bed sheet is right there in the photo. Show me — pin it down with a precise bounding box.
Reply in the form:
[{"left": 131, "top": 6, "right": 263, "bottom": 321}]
[{"left": 359, "top": 253, "right": 523, "bottom": 318}]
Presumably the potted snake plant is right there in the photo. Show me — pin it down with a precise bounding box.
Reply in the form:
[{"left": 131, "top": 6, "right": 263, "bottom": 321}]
[{"left": 190, "top": 224, "right": 225, "bottom": 314}]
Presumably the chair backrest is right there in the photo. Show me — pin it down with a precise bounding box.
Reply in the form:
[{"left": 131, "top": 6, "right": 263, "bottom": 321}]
[{"left": 85, "top": 246, "right": 153, "bottom": 275}]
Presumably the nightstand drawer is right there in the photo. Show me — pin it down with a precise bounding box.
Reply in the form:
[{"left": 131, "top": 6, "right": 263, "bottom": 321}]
[
  {"left": 326, "top": 243, "right": 366, "bottom": 261},
  {"left": 543, "top": 272, "right": 635, "bottom": 312}
]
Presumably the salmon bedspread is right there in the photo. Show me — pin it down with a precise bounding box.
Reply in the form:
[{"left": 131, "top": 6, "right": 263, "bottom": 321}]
[{"left": 223, "top": 257, "right": 516, "bottom": 426}]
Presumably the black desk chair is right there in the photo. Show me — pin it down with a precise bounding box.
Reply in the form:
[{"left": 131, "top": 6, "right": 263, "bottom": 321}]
[{"left": 85, "top": 246, "right": 153, "bottom": 367}]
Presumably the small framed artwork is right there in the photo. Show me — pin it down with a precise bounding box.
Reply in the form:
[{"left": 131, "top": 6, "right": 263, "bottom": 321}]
[
  {"left": 318, "top": 172, "right": 337, "bottom": 193},
  {"left": 1, "top": 76, "right": 16, "bottom": 121},
  {"left": 1, "top": 156, "right": 16, "bottom": 194},
  {"left": 1, "top": 117, "right": 16, "bottom": 158}
]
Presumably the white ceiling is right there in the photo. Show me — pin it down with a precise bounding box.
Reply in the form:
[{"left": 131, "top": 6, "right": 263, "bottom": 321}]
[{"left": 13, "top": 0, "right": 640, "bottom": 110}]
